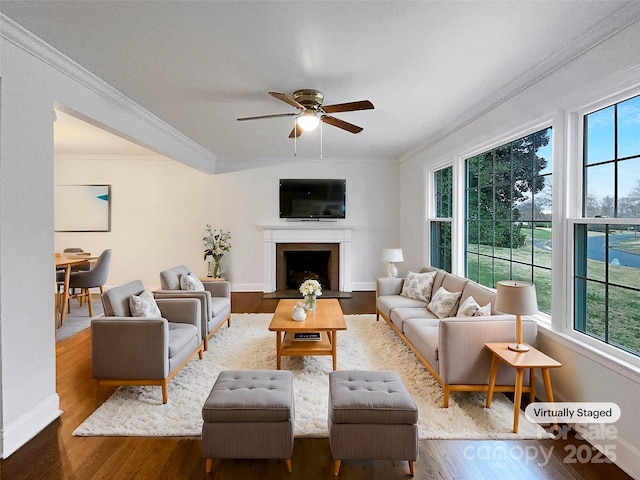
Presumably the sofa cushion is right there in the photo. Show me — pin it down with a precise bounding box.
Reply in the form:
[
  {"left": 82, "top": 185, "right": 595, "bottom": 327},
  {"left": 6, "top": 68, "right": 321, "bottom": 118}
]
[
  {"left": 427, "top": 287, "right": 462, "bottom": 318},
  {"left": 457, "top": 295, "right": 492, "bottom": 317},
  {"left": 129, "top": 289, "right": 162, "bottom": 318},
  {"left": 403, "top": 320, "right": 439, "bottom": 371},
  {"left": 389, "top": 308, "right": 439, "bottom": 332},
  {"left": 180, "top": 272, "right": 205, "bottom": 291},
  {"left": 210, "top": 296, "right": 231, "bottom": 318},
  {"left": 376, "top": 295, "right": 428, "bottom": 320},
  {"left": 400, "top": 271, "right": 437, "bottom": 302},
  {"left": 168, "top": 322, "right": 199, "bottom": 358}
]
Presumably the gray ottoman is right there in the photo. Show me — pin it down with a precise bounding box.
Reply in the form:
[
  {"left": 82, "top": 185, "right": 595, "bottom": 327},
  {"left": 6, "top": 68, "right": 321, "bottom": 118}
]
[
  {"left": 202, "top": 370, "right": 295, "bottom": 474},
  {"left": 328, "top": 370, "right": 418, "bottom": 476}
]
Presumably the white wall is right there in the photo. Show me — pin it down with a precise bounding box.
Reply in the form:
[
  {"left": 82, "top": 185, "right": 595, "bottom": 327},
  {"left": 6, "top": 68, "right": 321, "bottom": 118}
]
[
  {"left": 54, "top": 155, "right": 214, "bottom": 286},
  {"left": 399, "top": 19, "right": 640, "bottom": 478},
  {"left": 212, "top": 157, "right": 400, "bottom": 291}
]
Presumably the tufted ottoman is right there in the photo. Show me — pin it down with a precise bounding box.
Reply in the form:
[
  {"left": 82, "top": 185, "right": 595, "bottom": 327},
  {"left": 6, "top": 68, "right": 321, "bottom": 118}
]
[
  {"left": 328, "top": 370, "right": 418, "bottom": 476},
  {"left": 201, "top": 370, "right": 295, "bottom": 474}
]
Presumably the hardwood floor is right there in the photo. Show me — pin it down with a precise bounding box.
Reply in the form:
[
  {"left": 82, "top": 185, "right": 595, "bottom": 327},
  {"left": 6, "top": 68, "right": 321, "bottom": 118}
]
[{"left": 0, "top": 292, "right": 632, "bottom": 479}]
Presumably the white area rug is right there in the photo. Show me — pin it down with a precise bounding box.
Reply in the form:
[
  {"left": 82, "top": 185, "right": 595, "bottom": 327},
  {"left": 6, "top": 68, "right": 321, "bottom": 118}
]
[{"left": 73, "top": 314, "right": 549, "bottom": 440}]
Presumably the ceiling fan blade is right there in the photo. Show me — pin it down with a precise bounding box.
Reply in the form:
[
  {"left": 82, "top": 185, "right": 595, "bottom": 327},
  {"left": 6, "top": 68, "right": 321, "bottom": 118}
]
[
  {"left": 269, "top": 92, "right": 305, "bottom": 110},
  {"left": 321, "top": 115, "right": 363, "bottom": 134},
  {"left": 321, "top": 100, "right": 374, "bottom": 114},
  {"left": 237, "top": 112, "right": 298, "bottom": 121},
  {"left": 288, "top": 124, "right": 304, "bottom": 138}
]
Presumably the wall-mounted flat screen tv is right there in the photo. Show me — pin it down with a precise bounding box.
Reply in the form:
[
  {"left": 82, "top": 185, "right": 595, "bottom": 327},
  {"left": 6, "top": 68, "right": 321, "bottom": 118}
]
[{"left": 279, "top": 179, "right": 346, "bottom": 219}]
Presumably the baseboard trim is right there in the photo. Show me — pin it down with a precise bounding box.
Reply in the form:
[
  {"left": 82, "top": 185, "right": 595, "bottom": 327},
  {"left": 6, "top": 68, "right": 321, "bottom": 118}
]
[{"left": 1, "top": 393, "right": 61, "bottom": 459}]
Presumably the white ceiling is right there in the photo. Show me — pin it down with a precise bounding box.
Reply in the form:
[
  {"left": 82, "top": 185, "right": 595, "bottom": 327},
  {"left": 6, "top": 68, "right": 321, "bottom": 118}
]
[{"left": 3, "top": 1, "right": 639, "bottom": 161}]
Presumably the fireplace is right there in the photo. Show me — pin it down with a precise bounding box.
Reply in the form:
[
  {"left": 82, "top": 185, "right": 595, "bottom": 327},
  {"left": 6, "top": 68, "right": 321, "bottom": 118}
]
[
  {"left": 261, "top": 225, "right": 353, "bottom": 293},
  {"left": 276, "top": 243, "right": 340, "bottom": 291}
]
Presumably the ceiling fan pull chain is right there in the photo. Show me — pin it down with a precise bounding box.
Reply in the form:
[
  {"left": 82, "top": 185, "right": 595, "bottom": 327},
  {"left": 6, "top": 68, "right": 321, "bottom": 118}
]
[
  {"left": 320, "top": 120, "right": 323, "bottom": 159},
  {"left": 294, "top": 118, "right": 297, "bottom": 157}
]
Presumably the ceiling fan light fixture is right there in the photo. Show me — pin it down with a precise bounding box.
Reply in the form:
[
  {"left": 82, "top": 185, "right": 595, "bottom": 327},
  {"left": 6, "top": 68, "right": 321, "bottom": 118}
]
[{"left": 296, "top": 111, "right": 320, "bottom": 131}]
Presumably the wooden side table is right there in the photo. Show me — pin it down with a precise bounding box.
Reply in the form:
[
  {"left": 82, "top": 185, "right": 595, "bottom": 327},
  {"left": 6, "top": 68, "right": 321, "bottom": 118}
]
[{"left": 485, "top": 342, "right": 562, "bottom": 433}]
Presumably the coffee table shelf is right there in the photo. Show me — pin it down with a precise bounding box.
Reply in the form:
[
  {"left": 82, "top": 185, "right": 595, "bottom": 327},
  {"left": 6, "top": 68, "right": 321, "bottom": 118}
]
[{"left": 268, "top": 299, "right": 346, "bottom": 370}]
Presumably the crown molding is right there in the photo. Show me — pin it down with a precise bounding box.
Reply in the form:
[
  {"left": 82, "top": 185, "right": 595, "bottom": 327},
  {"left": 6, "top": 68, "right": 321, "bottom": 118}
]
[
  {"left": 0, "top": 14, "right": 216, "bottom": 169},
  {"left": 399, "top": 2, "right": 640, "bottom": 163},
  {"left": 55, "top": 154, "right": 167, "bottom": 162}
]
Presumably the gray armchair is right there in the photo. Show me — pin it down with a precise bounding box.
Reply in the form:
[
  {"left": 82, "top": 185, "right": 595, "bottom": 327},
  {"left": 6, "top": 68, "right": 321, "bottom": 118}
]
[
  {"left": 155, "top": 265, "right": 231, "bottom": 351},
  {"left": 93, "top": 280, "right": 204, "bottom": 404}
]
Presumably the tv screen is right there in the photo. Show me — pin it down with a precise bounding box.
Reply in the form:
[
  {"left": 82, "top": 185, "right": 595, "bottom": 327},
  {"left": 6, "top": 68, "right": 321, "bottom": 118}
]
[{"left": 279, "top": 179, "right": 346, "bottom": 219}]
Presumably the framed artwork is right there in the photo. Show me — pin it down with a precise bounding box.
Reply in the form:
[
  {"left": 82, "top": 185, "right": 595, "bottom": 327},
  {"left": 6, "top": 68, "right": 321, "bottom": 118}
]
[{"left": 54, "top": 184, "right": 111, "bottom": 232}]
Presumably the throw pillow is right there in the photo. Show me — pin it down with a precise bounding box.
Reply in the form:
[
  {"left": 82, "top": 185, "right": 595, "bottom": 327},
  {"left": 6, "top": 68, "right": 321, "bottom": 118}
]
[
  {"left": 400, "top": 271, "right": 437, "bottom": 302},
  {"left": 428, "top": 286, "right": 462, "bottom": 319},
  {"left": 180, "top": 272, "right": 205, "bottom": 291},
  {"left": 129, "top": 289, "right": 162, "bottom": 318},
  {"left": 457, "top": 295, "right": 492, "bottom": 317}
]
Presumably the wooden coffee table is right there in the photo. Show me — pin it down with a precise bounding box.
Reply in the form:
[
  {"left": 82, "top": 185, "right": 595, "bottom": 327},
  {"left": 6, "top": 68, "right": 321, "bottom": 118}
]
[{"left": 268, "top": 299, "right": 347, "bottom": 370}]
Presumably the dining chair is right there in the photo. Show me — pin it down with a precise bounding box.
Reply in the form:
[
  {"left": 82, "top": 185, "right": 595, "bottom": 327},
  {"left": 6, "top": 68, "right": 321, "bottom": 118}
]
[
  {"left": 56, "top": 248, "right": 92, "bottom": 311},
  {"left": 68, "top": 249, "right": 112, "bottom": 317}
]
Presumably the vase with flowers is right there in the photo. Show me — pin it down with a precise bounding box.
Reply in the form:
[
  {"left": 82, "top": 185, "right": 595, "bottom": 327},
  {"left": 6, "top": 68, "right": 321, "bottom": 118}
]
[
  {"left": 299, "top": 279, "right": 322, "bottom": 311},
  {"left": 203, "top": 225, "right": 231, "bottom": 278}
]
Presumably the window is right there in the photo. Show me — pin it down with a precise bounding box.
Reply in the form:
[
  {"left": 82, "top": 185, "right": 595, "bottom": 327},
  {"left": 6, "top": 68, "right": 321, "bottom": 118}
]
[
  {"left": 430, "top": 166, "right": 452, "bottom": 272},
  {"left": 465, "top": 127, "right": 553, "bottom": 313},
  {"left": 575, "top": 94, "right": 640, "bottom": 357}
]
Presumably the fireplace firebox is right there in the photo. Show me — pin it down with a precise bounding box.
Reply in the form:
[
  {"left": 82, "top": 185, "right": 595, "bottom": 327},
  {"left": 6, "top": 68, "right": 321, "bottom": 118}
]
[{"left": 276, "top": 243, "right": 340, "bottom": 292}]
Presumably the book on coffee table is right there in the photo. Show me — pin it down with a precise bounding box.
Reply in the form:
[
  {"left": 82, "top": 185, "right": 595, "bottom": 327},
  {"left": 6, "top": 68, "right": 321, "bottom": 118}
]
[{"left": 293, "top": 332, "right": 322, "bottom": 341}]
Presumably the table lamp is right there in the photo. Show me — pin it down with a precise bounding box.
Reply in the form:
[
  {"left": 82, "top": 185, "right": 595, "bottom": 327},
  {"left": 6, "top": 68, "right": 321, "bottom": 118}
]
[
  {"left": 495, "top": 280, "right": 538, "bottom": 352},
  {"left": 381, "top": 248, "right": 403, "bottom": 278}
]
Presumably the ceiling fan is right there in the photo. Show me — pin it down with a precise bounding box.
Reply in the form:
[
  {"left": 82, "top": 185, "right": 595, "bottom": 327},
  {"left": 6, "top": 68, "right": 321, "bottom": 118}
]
[{"left": 237, "top": 89, "right": 374, "bottom": 138}]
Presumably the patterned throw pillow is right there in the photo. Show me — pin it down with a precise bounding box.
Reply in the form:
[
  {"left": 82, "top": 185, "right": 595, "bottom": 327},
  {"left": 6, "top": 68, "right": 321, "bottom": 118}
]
[
  {"left": 180, "top": 272, "right": 205, "bottom": 291},
  {"left": 427, "top": 287, "right": 462, "bottom": 319},
  {"left": 129, "top": 289, "right": 162, "bottom": 318},
  {"left": 400, "top": 271, "right": 437, "bottom": 302},
  {"left": 457, "top": 295, "right": 492, "bottom": 317}
]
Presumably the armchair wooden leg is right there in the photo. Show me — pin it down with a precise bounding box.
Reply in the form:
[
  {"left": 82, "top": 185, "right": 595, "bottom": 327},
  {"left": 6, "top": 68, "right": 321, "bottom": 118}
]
[
  {"left": 227, "top": 314, "right": 231, "bottom": 328},
  {"left": 285, "top": 458, "right": 292, "bottom": 473},
  {"left": 205, "top": 458, "right": 212, "bottom": 474},
  {"left": 409, "top": 460, "right": 415, "bottom": 476},
  {"left": 333, "top": 459, "right": 341, "bottom": 476},
  {"left": 443, "top": 385, "right": 450, "bottom": 408}
]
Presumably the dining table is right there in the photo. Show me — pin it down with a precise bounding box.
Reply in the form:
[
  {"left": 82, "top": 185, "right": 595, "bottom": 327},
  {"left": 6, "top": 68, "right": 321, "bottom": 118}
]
[{"left": 55, "top": 253, "right": 95, "bottom": 326}]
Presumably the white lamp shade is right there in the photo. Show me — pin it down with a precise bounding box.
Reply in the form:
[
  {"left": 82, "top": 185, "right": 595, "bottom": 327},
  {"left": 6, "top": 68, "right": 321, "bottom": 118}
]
[
  {"left": 381, "top": 248, "right": 404, "bottom": 263},
  {"left": 495, "top": 280, "right": 538, "bottom": 315},
  {"left": 296, "top": 112, "right": 320, "bottom": 131}
]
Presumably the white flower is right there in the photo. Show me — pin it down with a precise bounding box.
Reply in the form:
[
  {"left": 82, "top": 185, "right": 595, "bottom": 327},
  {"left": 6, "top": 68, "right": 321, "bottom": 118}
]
[
  {"left": 299, "top": 279, "right": 322, "bottom": 297},
  {"left": 203, "top": 225, "right": 231, "bottom": 259}
]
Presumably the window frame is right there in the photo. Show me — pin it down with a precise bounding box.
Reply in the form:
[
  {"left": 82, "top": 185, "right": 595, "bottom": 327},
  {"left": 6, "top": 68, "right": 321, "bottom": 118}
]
[
  {"left": 568, "top": 89, "right": 640, "bottom": 365},
  {"left": 462, "top": 125, "right": 554, "bottom": 314},
  {"left": 427, "top": 163, "right": 454, "bottom": 272}
]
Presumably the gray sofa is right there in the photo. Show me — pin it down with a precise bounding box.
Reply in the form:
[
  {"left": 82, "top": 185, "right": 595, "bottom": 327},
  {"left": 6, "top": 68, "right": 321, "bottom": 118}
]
[{"left": 376, "top": 266, "right": 537, "bottom": 407}]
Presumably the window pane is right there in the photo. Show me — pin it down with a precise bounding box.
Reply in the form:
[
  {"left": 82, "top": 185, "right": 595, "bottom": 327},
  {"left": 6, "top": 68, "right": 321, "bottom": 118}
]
[
  {"left": 477, "top": 153, "right": 493, "bottom": 187},
  {"left": 585, "top": 163, "right": 615, "bottom": 217},
  {"left": 608, "top": 224, "right": 640, "bottom": 286},
  {"left": 617, "top": 95, "right": 640, "bottom": 159},
  {"left": 617, "top": 158, "right": 640, "bottom": 218},
  {"left": 492, "top": 258, "right": 511, "bottom": 286},
  {"left": 534, "top": 127, "right": 553, "bottom": 175},
  {"left": 467, "top": 157, "right": 479, "bottom": 189},
  {"left": 511, "top": 262, "right": 531, "bottom": 283},
  {"left": 533, "top": 224, "right": 552, "bottom": 268},
  {"left": 467, "top": 188, "right": 479, "bottom": 220},
  {"left": 585, "top": 106, "right": 615, "bottom": 165},
  {"left": 534, "top": 267, "right": 552, "bottom": 314},
  {"left": 467, "top": 254, "right": 479, "bottom": 282},
  {"left": 494, "top": 145, "right": 511, "bottom": 184},
  {"left": 478, "top": 255, "right": 494, "bottom": 287},
  {"left": 607, "top": 285, "right": 640, "bottom": 356},
  {"left": 434, "top": 166, "right": 453, "bottom": 218},
  {"left": 584, "top": 281, "right": 606, "bottom": 341},
  {"left": 430, "top": 221, "right": 452, "bottom": 272},
  {"left": 533, "top": 175, "right": 552, "bottom": 221},
  {"left": 585, "top": 224, "right": 606, "bottom": 281},
  {"left": 467, "top": 221, "right": 479, "bottom": 252}
]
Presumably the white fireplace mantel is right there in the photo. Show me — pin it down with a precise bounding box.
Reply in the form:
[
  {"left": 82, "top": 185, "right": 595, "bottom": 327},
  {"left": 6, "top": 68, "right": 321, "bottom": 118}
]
[{"left": 261, "top": 225, "right": 354, "bottom": 292}]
